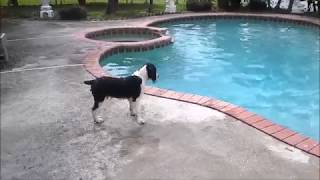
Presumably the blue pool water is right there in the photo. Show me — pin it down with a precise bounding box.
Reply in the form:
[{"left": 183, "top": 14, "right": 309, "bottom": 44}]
[{"left": 101, "top": 19, "right": 320, "bottom": 140}]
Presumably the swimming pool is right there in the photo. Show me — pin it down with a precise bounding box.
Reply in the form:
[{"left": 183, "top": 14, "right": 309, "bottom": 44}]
[{"left": 100, "top": 19, "right": 320, "bottom": 140}]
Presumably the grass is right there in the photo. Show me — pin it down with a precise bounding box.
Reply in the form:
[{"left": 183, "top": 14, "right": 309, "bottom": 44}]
[
  {"left": 1, "top": 0, "right": 188, "bottom": 20},
  {"left": 1, "top": 0, "right": 105, "bottom": 6},
  {"left": 0, "top": 0, "right": 176, "bottom": 6}
]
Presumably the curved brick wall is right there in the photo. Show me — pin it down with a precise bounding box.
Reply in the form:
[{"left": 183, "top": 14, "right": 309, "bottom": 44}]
[
  {"left": 81, "top": 13, "right": 320, "bottom": 157},
  {"left": 85, "top": 27, "right": 163, "bottom": 41},
  {"left": 147, "top": 14, "right": 320, "bottom": 28}
]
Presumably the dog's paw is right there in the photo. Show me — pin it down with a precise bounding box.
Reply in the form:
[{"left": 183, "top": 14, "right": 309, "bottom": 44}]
[
  {"left": 94, "top": 116, "right": 104, "bottom": 124},
  {"left": 137, "top": 119, "right": 145, "bottom": 125}
]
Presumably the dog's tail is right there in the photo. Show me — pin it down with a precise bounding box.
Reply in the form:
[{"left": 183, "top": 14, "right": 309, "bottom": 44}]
[{"left": 84, "top": 80, "right": 95, "bottom": 85}]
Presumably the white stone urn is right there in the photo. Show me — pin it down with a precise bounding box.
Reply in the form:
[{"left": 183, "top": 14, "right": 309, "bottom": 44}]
[
  {"left": 40, "top": 0, "right": 54, "bottom": 18},
  {"left": 165, "top": 0, "right": 176, "bottom": 13}
]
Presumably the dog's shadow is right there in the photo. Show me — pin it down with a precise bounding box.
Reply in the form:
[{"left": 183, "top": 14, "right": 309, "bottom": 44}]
[
  {"left": 90, "top": 114, "right": 146, "bottom": 139},
  {"left": 90, "top": 121, "right": 158, "bottom": 154}
]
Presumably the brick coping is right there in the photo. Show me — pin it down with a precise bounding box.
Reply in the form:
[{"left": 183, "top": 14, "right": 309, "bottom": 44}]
[{"left": 79, "top": 13, "right": 320, "bottom": 157}]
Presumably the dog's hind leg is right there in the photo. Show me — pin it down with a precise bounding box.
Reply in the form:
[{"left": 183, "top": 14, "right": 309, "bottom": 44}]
[
  {"left": 129, "top": 98, "right": 144, "bottom": 125},
  {"left": 92, "top": 97, "right": 105, "bottom": 124},
  {"left": 129, "top": 99, "right": 136, "bottom": 117}
]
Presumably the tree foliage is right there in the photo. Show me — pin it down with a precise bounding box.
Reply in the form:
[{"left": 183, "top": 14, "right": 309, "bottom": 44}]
[
  {"left": 7, "top": 0, "right": 18, "bottom": 7},
  {"left": 186, "top": 0, "right": 212, "bottom": 11},
  {"left": 78, "top": 0, "right": 86, "bottom": 6}
]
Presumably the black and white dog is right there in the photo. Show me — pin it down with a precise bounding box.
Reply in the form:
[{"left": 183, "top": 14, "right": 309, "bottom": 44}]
[{"left": 84, "top": 63, "right": 157, "bottom": 124}]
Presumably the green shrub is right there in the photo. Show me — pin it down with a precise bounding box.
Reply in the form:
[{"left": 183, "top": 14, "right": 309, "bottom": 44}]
[
  {"left": 186, "top": 0, "right": 212, "bottom": 11},
  {"left": 58, "top": 6, "right": 87, "bottom": 20},
  {"left": 249, "top": 0, "right": 266, "bottom": 10},
  {"left": 218, "top": 0, "right": 241, "bottom": 10}
]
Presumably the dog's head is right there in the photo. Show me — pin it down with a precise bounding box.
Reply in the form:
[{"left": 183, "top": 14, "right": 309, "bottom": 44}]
[{"left": 145, "top": 63, "right": 157, "bottom": 82}]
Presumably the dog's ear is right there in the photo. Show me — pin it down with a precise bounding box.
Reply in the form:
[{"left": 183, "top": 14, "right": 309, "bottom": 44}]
[{"left": 146, "top": 63, "right": 157, "bottom": 82}]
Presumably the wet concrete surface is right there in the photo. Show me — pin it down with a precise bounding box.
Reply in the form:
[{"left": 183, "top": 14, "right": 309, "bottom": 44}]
[
  {"left": 1, "top": 18, "right": 319, "bottom": 180},
  {"left": 1, "top": 67, "right": 319, "bottom": 180},
  {"left": 1, "top": 19, "right": 143, "bottom": 70}
]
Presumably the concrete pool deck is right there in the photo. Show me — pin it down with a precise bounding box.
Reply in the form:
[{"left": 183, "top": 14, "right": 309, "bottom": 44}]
[{"left": 1, "top": 14, "right": 320, "bottom": 179}]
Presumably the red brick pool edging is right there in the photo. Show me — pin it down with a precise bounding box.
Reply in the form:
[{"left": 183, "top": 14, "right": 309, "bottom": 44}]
[{"left": 79, "top": 13, "right": 320, "bottom": 158}]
